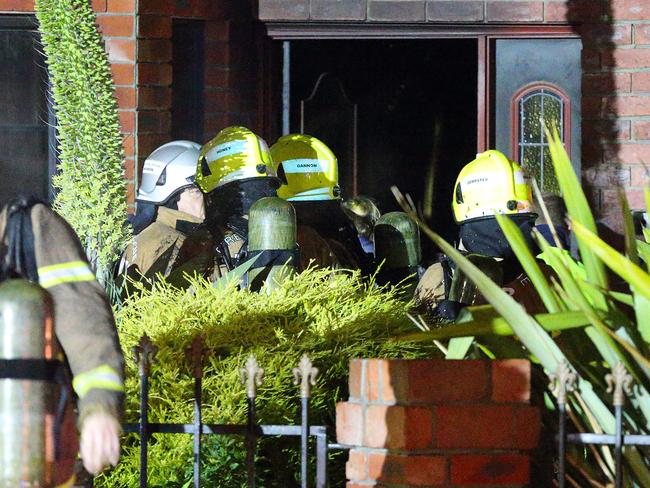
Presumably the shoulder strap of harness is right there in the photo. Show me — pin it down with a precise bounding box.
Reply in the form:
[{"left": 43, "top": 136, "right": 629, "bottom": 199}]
[
  {"left": 0, "top": 195, "right": 42, "bottom": 283},
  {"left": 437, "top": 254, "right": 451, "bottom": 299}
]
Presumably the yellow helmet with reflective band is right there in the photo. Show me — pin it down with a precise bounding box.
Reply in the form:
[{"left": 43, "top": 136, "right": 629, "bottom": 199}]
[
  {"left": 270, "top": 134, "right": 340, "bottom": 201},
  {"left": 452, "top": 150, "right": 532, "bottom": 223},
  {"left": 196, "top": 126, "right": 275, "bottom": 194}
]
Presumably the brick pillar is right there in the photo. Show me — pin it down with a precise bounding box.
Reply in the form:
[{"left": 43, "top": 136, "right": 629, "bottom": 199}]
[
  {"left": 95, "top": 0, "right": 137, "bottom": 207},
  {"left": 337, "top": 359, "right": 540, "bottom": 487}
]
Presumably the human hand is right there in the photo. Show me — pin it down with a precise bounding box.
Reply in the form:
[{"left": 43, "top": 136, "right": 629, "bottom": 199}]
[{"left": 79, "top": 412, "right": 121, "bottom": 475}]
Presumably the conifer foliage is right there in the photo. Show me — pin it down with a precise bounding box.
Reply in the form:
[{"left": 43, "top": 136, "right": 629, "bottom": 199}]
[
  {"left": 35, "top": 0, "right": 130, "bottom": 279},
  {"left": 97, "top": 269, "right": 438, "bottom": 486}
]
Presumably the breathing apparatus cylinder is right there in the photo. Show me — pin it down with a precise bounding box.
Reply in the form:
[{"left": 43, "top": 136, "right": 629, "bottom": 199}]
[
  {"left": 0, "top": 279, "right": 56, "bottom": 487},
  {"left": 373, "top": 212, "right": 421, "bottom": 293},
  {"left": 247, "top": 197, "right": 298, "bottom": 292}
]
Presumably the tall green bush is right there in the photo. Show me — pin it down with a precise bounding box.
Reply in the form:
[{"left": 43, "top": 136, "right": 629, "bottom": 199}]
[
  {"left": 35, "top": 0, "right": 130, "bottom": 280},
  {"left": 97, "top": 268, "right": 439, "bottom": 487}
]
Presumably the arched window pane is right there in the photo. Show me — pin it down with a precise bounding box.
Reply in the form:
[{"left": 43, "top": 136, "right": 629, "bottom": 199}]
[
  {"left": 522, "top": 146, "right": 541, "bottom": 189},
  {"left": 522, "top": 95, "right": 541, "bottom": 143},
  {"left": 518, "top": 88, "right": 564, "bottom": 194},
  {"left": 542, "top": 146, "right": 559, "bottom": 194},
  {"left": 542, "top": 94, "right": 562, "bottom": 135}
]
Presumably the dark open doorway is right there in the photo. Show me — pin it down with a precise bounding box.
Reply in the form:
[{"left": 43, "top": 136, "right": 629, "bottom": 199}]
[{"left": 289, "top": 39, "right": 478, "bottom": 251}]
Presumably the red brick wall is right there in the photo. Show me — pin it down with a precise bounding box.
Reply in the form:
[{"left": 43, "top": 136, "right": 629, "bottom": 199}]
[
  {"left": 137, "top": 0, "right": 262, "bottom": 181},
  {"left": 580, "top": 0, "right": 650, "bottom": 230},
  {"left": 337, "top": 359, "right": 540, "bottom": 487},
  {"left": 97, "top": 0, "right": 137, "bottom": 206}
]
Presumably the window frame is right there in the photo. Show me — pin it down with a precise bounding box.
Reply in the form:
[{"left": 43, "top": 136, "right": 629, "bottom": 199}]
[{"left": 0, "top": 14, "right": 57, "bottom": 204}]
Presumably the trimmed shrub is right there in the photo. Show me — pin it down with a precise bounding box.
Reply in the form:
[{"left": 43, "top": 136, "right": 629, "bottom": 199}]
[{"left": 97, "top": 268, "right": 439, "bottom": 487}]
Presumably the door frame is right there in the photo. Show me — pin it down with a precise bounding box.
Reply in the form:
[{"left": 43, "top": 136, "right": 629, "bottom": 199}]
[{"left": 262, "top": 23, "right": 579, "bottom": 157}]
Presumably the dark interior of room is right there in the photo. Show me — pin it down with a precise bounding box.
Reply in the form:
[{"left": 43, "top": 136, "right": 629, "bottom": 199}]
[
  {"left": 0, "top": 20, "right": 51, "bottom": 207},
  {"left": 290, "top": 39, "right": 478, "bottom": 256}
]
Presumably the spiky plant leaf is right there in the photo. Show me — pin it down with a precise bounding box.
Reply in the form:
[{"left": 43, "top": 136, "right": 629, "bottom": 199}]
[
  {"left": 572, "top": 221, "right": 650, "bottom": 303},
  {"left": 494, "top": 213, "right": 562, "bottom": 312},
  {"left": 619, "top": 189, "right": 640, "bottom": 266},
  {"left": 400, "top": 310, "right": 590, "bottom": 342},
  {"left": 35, "top": 0, "right": 131, "bottom": 280},
  {"left": 546, "top": 129, "right": 607, "bottom": 291}
]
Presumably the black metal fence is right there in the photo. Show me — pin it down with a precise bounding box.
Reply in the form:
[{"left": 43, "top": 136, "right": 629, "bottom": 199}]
[
  {"left": 549, "top": 360, "right": 650, "bottom": 488},
  {"left": 128, "top": 335, "right": 650, "bottom": 487},
  {"left": 125, "top": 334, "right": 335, "bottom": 488}
]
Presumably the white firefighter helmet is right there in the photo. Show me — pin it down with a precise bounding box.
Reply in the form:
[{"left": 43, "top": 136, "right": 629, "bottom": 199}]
[{"left": 137, "top": 140, "right": 202, "bottom": 204}]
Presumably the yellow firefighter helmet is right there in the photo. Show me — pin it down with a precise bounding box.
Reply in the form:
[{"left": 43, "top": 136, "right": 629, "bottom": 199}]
[
  {"left": 452, "top": 150, "right": 532, "bottom": 223},
  {"left": 196, "top": 126, "right": 275, "bottom": 194},
  {"left": 270, "top": 134, "right": 340, "bottom": 201}
]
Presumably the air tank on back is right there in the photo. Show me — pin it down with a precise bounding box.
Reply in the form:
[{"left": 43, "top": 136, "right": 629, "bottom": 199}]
[
  {"left": 247, "top": 197, "right": 298, "bottom": 293},
  {"left": 373, "top": 211, "right": 421, "bottom": 295},
  {"left": 0, "top": 279, "right": 56, "bottom": 487}
]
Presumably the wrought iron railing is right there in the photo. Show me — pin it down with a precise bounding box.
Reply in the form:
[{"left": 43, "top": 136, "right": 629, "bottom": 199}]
[
  {"left": 125, "top": 334, "right": 331, "bottom": 488},
  {"left": 549, "top": 360, "right": 650, "bottom": 488}
]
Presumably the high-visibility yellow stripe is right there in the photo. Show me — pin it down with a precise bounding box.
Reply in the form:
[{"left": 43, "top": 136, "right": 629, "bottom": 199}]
[
  {"left": 73, "top": 365, "right": 123, "bottom": 398},
  {"left": 38, "top": 260, "right": 88, "bottom": 274},
  {"left": 38, "top": 260, "right": 95, "bottom": 289},
  {"left": 40, "top": 273, "right": 96, "bottom": 289},
  {"left": 55, "top": 474, "right": 76, "bottom": 488}
]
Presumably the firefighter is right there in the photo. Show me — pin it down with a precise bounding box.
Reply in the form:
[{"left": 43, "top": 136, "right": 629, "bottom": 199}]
[
  {"left": 126, "top": 141, "right": 201, "bottom": 236},
  {"left": 341, "top": 195, "right": 381, "bottom": 255},
  {"left": 120, "top": 141, "right": 216, "bottom": 287},
  {"left": 0, "top": 196, "right": 124, "bottom": 485},
  {"left": 416, "top": 150, "right": 538, "bottom": 318},
  {"left": 270, "top": 134, "right": 367, "bottom": 271},
  {"left": 195, "top": 126, "right": 282, "bottom": 277}
]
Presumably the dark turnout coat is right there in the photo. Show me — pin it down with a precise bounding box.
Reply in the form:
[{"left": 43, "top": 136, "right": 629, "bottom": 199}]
[{"left": 0, "top": 203, "right": 124, "bottom": 485}]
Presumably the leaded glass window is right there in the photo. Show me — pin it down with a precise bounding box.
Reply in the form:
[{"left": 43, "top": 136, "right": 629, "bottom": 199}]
[{"left": 518, "top": 87, "right": 565, "bottom": 194}]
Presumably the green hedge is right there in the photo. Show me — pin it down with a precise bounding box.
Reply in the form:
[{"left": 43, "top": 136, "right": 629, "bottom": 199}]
[{"left": 97, "top": 268, "right": 439, "bottom": 487}]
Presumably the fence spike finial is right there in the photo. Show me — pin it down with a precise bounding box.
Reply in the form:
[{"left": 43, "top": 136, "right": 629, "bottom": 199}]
[
  {"left": 185, "top": 335, "right": 208, "bottom": 379},
  {"left": 548, "top": 360, "right": 577, "bottom": 405},
  {"left": 240, "top": 354, "right": 264, "bottom": 399},
  {"left": 606, "top": 362, "right": 633, "bottom": 407},
  {"left": 133, "top": 333, "right": 158, "bottom": 377},
  {"left": 293, "top": 353, "right": 319, "bottom": 399}
]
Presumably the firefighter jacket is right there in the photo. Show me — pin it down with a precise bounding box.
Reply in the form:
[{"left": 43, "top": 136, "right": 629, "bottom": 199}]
[
  {"left": 414, "top": 261, "right": 447, "bottom": 309},
  {"left": 0, "top": 203, "right": 124, "bottom": 424},
  {"left": 297, "top": 225, "right": 359, "bottom": 271},
  {"left": 0, "top": 203, "right": 124, "bottom": 485},
  {"left": 415, "top": 254, "right": 548, "bottom": 316},
  {"left": 122, "top": 207, "right": 206, "bottom": 280},
  {"left": 121, "top": 206, "right": 248, "bottom": 288}
]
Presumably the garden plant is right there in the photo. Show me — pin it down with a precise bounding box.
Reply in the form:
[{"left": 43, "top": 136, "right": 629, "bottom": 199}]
[
  {"left": 35, "top": 0, "right": 131, "bottom": 287},
  {"left": 96, "top": 267, "right": 439, "bottom": 487},
  {"left": 398, "top": 131, "right": 650, "bottom": 487}
]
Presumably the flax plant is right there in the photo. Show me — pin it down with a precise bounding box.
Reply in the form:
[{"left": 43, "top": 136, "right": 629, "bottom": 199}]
[{"left": 396, "top": 131, "right": 650, "bottom": 486}]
